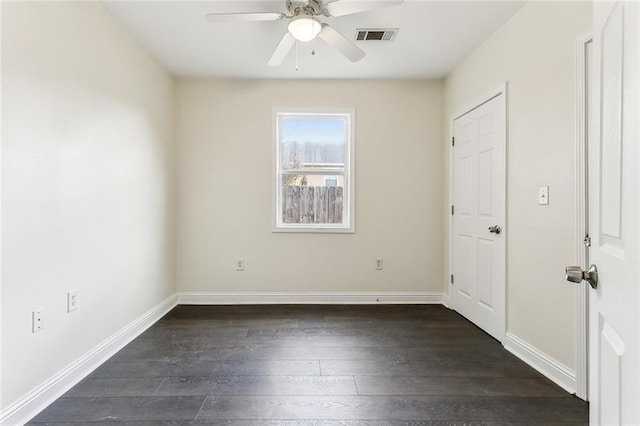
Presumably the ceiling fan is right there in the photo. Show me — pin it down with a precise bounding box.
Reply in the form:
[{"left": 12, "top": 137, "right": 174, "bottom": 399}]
[{"left": 205, "top": 0, "right": 402, "bottom": 66}]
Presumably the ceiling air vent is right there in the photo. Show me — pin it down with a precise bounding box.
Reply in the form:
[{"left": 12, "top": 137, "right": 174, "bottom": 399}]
[{"left": 355, "top": 28, "right": 399, "bottom": 41}]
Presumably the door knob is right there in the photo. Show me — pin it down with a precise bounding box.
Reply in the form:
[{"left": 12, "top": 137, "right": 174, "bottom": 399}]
[
  {"left": 488, "top": 225, "right": 501, "bottom": 235},
  {"left": 565, "top": 264, "right": 598, "bottom": 289}
]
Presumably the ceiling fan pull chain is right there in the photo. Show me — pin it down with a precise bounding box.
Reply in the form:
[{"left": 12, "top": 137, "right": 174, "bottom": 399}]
[{"left": 295, "top": 41, "right": 299, "bottom": 71}]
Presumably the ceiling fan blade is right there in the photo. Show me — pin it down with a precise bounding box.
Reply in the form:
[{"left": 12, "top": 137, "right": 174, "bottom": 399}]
[
  {"left": 325, "top": 0, "right": 402, "bottom": 17},
  {"left": 318, "top": 24, "right": 365, "bottom": 62},
  {"left": 267, "top": 32, "right": 296, "bottom": 67},
  {"left": 205, "top": 12, "right": 285, "bottom": 23}
]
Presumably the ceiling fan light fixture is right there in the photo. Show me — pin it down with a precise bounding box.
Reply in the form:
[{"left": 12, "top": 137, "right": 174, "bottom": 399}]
[{"left": 288, "top": 15, "right": 322, "bottom": 42}]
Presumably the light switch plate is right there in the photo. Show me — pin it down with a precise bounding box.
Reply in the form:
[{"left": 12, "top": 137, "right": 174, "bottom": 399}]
[{"left": 539, "top": 186, "right": 549, "bottom": 205}]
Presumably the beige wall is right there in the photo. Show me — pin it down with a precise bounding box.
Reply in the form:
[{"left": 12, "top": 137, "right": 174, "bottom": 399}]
[
  {"left": 176, "top": 79, "right": 444, "bottom": 295},
  {"left": 2, "top": 1, "right": 176, "bottom": 413},
  {"left": 444, "top": 1, "right": 591, "bottom": 369}
]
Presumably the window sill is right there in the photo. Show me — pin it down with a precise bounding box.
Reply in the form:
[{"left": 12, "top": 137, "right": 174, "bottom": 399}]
[{"left": 272, "top": 225, "right": 355, "bottom": 234}]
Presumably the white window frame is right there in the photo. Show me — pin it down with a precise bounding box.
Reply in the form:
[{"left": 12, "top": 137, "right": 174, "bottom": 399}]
[{"left": 273, "top": 108, "right": 355, "bottom": 233}]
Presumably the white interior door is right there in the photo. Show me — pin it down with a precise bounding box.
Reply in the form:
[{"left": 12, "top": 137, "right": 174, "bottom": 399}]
[
  {"left": 586, "top": 1, "right": 639, "bottom": 423},
  {"left": 451, "top": 92, "right": 506, "bottom": 342}
]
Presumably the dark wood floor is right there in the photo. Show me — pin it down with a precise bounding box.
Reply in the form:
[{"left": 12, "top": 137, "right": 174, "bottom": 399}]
[{"left": 29, "top": 305, "right": 588, "bottom": 425}]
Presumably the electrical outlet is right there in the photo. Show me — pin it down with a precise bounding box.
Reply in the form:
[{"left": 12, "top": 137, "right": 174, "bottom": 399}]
[
  {"left": 67, "top": 290, "right": 79, "bottom": 312},
  {"left": 236, "top": 259, "right": 245, "bottom": 271},
  {"left": 32, "top": 308, "right": 44, "bottom": 333},
  {"left": 539, "top": 186, "right": 549, "bottom": 205},
  {"left": 375, "top": 258, "right": 384, "bottom": 270}
]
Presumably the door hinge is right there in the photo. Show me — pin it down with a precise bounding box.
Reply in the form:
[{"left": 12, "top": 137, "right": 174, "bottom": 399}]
[
  {"left": 583, "top": 235, "right": 591, "bottom": 247},
  {"left": 451, "top": 137, "right": 455, "bottom": 147},
  {"left": 450, "top": 274, "right": 454, "bottom": 285},
  {"left": 451, "top": 205, "right": 454, "bottom": 215}
]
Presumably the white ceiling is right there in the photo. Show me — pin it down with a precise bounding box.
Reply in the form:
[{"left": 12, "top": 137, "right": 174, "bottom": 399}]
[{"left": 101, "top": 0, "right": 526, "bottom": 79}]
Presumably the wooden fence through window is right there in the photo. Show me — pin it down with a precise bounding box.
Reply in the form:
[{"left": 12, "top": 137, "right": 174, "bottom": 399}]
[{"left": 282, "top": 186, "right": 343, "bottom": 224}]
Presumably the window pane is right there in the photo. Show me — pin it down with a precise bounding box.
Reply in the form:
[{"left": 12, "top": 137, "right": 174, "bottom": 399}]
[
  {"left": 281, "top": 175, "right": 344, "bottom": 224},
  {"left": 281, "top": 117, "right": 345, "bottom": 169}
]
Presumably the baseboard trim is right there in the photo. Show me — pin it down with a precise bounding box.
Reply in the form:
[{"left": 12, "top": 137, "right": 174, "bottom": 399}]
[
  {"left": 504, "top": 332, "right": 577, "bottom": 394},
  {"left": 0, "top": 294, "right": 178, "bottom": 426},
  {"left": 441, "top": 292, "right": 451, "bottom": 309},
  {"left": 176, "top": 291, "right": 444, "bottom": 305}
]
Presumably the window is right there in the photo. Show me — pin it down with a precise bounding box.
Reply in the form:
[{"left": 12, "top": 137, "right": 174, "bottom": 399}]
[
  {"left": 324, "top": 177, "right": 338, "bottom": 187},
  {"left": 274, "top": 109, "right": 354, "bottom": 233}
]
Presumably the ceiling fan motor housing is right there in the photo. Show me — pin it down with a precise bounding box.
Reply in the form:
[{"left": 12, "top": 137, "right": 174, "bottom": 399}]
[{"left": 287, "top": 0, "right": 323, "bottom": 16}]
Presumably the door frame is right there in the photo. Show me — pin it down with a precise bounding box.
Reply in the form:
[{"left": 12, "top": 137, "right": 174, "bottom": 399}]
[
  {"left": 447, "top": 83, "right": 507, "bottom": 343},
  {"left": 574, "top": 33, "right": 592, "bottom": 401}
]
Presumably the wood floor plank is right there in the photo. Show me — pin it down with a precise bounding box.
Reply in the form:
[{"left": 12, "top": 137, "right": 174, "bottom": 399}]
[
  {"left": 30, "top": 396, "right": 206, "bottom": 422},
  {"left": 154, "top": 375, "right": 358, "bottom": 396},
  {"left": 355, "top": 376, "right": 568, "bottom": 397},
  {"left": 195, "top": 395, "right": 588, "bottom": 422},
  {"left": 245, "top": 327, "right": 485, "bottom": 339},
  {"left": 64, "top": 378, "right": 166, "bottom": 397},
  {"left": 320, "top": 359, "right": 544, "bottom": 378},
  {"left": 166, "top": 360, "right": 321, "bottom": 376},
  {"left": 90, "top": 360, "right": 169, "bottom": 378},
  {"left": 196, "top": 346, "right": 515, "bottom": 363}
]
